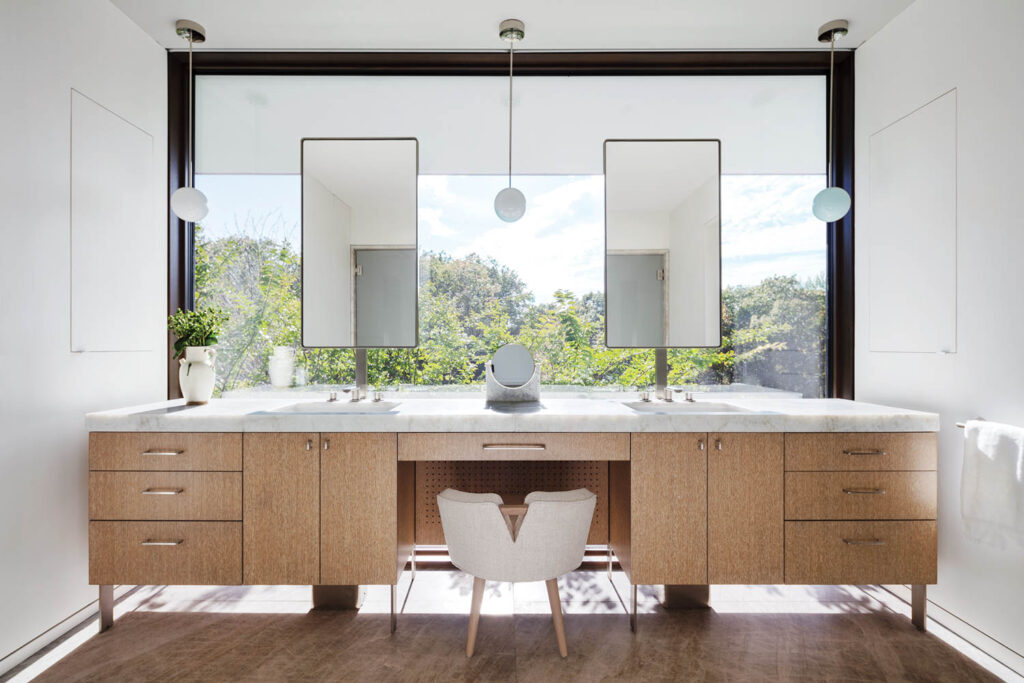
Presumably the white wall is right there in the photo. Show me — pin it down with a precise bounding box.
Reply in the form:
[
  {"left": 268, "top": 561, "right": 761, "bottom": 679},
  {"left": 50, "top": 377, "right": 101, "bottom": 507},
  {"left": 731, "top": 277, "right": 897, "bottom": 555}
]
[
  {"left": 668, "top": 178, "right": 719, "bottom": 346},
  {"left": 856, "top": 0, "right": 1024, "bottom": 661},
  {"left": 0, "top": 0, "right": 166, "bottom": 671}
]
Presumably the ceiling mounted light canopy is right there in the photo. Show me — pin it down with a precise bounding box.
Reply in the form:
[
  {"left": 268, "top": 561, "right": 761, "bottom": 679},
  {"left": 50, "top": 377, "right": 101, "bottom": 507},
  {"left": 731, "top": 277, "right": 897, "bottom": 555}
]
[
  {"left": 494, "top": 19, "right": 526, "bottom": 223},
  {"left": 170, "top": 19, "right": 209, "bottom": 224},
  {"left": 812, "top": 18, "right": 851, "bottom": 223}
]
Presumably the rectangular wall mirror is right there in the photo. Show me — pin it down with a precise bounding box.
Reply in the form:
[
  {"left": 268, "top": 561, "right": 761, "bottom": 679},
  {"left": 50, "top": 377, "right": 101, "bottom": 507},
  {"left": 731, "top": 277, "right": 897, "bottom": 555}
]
[
  {"left": 302, "top": 138, "right": 418, "bottom": 348},
  {"left": 604, "top": 139, "right": 721, "bottom": 348}
]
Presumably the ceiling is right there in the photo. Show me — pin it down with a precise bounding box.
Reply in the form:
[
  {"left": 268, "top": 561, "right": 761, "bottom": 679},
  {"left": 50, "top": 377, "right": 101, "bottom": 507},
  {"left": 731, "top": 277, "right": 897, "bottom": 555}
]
[{"left": 110, "top": 0, "right": 911, "bottom": 52}]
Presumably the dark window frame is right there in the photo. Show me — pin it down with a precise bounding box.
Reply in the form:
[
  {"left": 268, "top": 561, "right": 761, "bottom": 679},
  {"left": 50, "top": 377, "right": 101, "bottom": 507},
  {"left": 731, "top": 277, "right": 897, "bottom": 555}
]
[{"left": 167, "top": 51, "right": 854, "bottom": 399}]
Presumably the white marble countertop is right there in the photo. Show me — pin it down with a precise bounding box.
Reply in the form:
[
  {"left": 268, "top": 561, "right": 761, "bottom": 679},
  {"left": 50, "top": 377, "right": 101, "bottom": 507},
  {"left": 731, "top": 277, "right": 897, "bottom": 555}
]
[{"left": 85, "top": 394, "right": 939, "bottom": 433}]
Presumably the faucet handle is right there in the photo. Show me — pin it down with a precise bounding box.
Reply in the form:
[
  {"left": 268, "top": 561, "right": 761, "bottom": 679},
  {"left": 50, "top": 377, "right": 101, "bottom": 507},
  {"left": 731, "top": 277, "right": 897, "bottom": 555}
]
[{"left": 328, "top": 391, "right": 337, "bottom": 402}]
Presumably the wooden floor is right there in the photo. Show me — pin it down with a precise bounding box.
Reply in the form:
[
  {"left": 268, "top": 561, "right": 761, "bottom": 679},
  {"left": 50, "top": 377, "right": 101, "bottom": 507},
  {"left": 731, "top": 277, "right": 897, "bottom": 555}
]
[{"left": 29, "top": 572, "right": 1001, "bottom": 682}]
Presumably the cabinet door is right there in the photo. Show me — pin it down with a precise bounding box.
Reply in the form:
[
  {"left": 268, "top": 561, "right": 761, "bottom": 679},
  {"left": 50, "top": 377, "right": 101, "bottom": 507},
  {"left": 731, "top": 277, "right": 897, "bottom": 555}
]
[
  {"left": 243, "top": 433, "right": 320, "bottom": 584},
  {"left": 708, "top": 433, "right": 784, "bottom": 584},
  {"left": 321, "top": 433, "right": 401, "bottom": 585},
  {"left": 630, "top": 433, "right": 707, "bottom": 585}
]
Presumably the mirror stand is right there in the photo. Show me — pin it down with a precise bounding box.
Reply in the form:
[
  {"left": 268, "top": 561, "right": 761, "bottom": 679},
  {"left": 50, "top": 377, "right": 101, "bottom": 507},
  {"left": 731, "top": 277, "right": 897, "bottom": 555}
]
[
  {"left": 654, "top": 348, "right": 668, "bottom": 399},
  {"left": 355, "top": 348, "right": 368, "bottom": 398}
]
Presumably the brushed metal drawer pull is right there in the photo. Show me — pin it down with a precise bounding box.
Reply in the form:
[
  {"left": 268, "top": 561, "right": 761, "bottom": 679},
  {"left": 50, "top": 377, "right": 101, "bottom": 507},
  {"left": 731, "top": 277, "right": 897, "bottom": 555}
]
[
  {"left": 843, "top": 538, "right": 885, "bottom": 546},
  {"left": 142, "top": 450, "right": 184, "bottom": 456},
  {"left": 482, "top": 444, "right": 546, "bottom": 451},
  {"left": 323, "top": 439, "right": 330, "bottom": 451},
  {"left": 842, "top": 449, "right": 887, "bottom": 456},
  {"left": 141, "top": 488, "right": 184, "bottom": 495},
  {"left": 842, "top": 488, "right": 886, "bottom": 495},
  {"left": 698, "top": 439, "right": 705, "bottom": 451},
  {"left": 306, "top": 439, "right": 313, "bottom": 451},
  {"left": 715, "top": 439, "right": 722, "bottom": 451},
  {"left": 141, "top": 539, "right": 184, "bottom": 546}
]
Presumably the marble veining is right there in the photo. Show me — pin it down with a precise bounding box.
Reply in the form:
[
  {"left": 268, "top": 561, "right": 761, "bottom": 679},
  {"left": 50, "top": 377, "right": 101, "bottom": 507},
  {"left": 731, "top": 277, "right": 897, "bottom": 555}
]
[{"left": 86, "top": 395, "right": 939, "bottom": 433}]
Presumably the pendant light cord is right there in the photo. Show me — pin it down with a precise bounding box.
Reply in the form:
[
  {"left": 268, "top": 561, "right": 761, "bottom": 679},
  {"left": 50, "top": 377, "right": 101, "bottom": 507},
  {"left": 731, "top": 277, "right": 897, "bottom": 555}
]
[
  {"left": 827, "top": 32, "right": 834, "bottom": 178},
  {"left": 507, "top": 39, "right": 514, "bottom": 188},
  {"left": 187, "top": 31, "right": 194, "bottom": 189}
]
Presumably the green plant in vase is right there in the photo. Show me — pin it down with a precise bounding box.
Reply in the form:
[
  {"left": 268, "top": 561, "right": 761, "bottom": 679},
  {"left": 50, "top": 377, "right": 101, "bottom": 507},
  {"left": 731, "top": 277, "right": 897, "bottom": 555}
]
[{"left": 168, "top": 307, "right": 229, "bottom": 404}]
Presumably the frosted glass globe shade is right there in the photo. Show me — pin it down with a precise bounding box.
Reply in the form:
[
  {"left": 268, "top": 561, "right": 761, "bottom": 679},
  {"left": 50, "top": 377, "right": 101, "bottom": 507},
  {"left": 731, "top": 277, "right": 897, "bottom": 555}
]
[
  {"left": 494, "top": 187, "right": 526, "bottom": 222},
  {"left": 812, "top": 186, "right": 851, "bottom": 222},
  {"left": 171, "top": 186, "right": 209, "bottom": 222}
]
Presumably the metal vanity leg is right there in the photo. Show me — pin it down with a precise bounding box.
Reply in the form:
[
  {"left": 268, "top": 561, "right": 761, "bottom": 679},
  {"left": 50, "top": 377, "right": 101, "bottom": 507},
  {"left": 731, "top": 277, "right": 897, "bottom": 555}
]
[
  {"left": 390, "top": 584, "right": 397, "bottom": 634},
  {"left": 911, "top": 584, "right": 927, "bottom": 631},
  {"left": 630, "top": 585, "right": 637, "bottom": 633},
  {"left": 98, "top": 585, "right": 114, "bottom": 632}
]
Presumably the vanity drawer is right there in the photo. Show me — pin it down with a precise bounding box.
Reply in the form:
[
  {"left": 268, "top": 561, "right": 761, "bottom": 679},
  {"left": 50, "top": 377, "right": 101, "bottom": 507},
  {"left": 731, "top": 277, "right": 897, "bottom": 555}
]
[
  {"left": 785, "top": 433, "right": 936, "bottom": 471},
  {"left": 785, "top": 471, "right": 936, "bottom": 520},
  {"left": 398, "top": 433, "right": 630, "bottom": 461},
  {"left": 89, "top": 432, "right": 242, "bottom": 471},
  {"left": 89, "top": 472, "right": 242, "bottom": 521},
  {"left": 89, "top": 521, "right": 242, "bottom": 585},
  {"left": 785, "top": 521, "right": 936, "bottom": 585}
]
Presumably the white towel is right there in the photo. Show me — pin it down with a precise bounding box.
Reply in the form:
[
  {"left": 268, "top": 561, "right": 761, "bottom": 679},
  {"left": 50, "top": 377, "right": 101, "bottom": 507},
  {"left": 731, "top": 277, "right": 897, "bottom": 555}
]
[{"left": 961, "top": 419, "right": 1024, "bottom": 550}]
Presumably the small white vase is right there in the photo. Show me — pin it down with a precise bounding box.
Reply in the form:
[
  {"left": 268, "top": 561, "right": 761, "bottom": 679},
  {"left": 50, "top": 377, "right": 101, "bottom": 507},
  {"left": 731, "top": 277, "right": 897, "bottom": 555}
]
[
  {"left": 269, "top": 347, "right": 295, "bottom": 389},
  {"left": 179, "top": 346, "right": 217, "bottom": 405}
]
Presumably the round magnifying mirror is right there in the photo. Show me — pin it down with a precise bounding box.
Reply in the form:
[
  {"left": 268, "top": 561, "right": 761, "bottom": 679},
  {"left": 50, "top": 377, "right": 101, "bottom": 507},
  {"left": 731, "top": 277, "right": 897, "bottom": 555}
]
[{"left": 490, "top": 343, "right": 535, "bottom": 388}]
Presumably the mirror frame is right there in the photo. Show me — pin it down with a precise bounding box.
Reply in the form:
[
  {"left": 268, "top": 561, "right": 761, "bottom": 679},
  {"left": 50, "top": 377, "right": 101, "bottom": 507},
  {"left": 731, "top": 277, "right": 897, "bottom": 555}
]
[
  {"left": 603, "top": 138, "right": 723, "bottom": 349},
  {"left": 300, "top": 136, "right": 420, "bottom": 349}
]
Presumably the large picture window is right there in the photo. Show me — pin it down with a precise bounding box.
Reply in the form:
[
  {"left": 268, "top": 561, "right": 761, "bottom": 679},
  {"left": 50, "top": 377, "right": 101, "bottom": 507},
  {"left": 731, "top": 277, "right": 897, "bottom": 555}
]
[{"left": 189, "top": 70, "right": 833, "bottom": 397}]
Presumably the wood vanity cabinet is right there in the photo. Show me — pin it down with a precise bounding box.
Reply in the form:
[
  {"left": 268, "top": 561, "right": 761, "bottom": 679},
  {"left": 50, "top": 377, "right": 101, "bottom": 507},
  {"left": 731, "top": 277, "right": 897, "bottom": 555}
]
[{"left": 243, "top": 433, "right": 321, "bottom": 585}]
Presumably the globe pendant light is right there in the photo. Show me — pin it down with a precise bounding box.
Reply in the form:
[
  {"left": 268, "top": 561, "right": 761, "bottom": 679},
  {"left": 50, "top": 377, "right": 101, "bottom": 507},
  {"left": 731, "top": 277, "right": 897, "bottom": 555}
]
[
  {"left": 170, "top": 19, "right": 209, "bottom": 224},
  {"left": 812, "top": 19, "right": 851, "bottom": 223},
  {"left": 494, "top": 19, "right": 526, "bottom": 222}
]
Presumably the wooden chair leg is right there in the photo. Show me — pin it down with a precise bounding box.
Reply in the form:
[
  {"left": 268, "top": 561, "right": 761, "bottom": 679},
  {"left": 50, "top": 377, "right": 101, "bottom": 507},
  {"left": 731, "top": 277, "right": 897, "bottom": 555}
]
[
  {"left": 546, "top": 578, "right": 568, "bottom": 658},
  {"left": 466, "top": 576, "right": 486, "bottom": 657}
]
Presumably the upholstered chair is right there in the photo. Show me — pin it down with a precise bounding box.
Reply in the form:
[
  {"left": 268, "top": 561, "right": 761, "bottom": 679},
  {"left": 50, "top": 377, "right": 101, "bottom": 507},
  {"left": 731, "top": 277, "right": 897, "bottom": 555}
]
[{"left": 437, "top": 487, "right": 597, "bottom": 657}]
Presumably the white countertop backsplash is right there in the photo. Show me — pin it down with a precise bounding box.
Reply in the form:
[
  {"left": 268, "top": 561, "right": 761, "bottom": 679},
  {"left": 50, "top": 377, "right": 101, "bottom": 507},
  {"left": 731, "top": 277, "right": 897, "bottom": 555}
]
[{"left": 85, "top": 394, "right": 939, "bottom": 433}]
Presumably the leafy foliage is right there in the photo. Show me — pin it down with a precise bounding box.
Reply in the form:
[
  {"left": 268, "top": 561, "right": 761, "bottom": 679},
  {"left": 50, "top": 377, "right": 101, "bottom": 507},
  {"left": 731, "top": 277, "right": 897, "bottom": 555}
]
[
  {"left": 167, "top": 306, "right": 228, "bottom": 359},
  {"left": 193, "top": 216, "right": 826, "bottom": 397}
]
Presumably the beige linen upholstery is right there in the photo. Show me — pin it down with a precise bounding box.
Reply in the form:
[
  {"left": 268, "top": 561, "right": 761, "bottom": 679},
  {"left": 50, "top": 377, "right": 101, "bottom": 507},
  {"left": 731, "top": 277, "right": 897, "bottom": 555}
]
[{"left": 437, "top": 487, "right": 596, "bottom": 657}]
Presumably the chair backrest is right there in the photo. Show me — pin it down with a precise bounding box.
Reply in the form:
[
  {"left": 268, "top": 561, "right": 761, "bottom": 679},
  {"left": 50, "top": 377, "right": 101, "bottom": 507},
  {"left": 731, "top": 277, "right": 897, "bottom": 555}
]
[{"left": 437, "top": 488, "right": 596, "bottom": 583}]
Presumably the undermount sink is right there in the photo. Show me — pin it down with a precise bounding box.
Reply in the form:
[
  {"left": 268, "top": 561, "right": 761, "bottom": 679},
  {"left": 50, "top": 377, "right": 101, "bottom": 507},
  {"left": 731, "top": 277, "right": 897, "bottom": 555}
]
[
  {"left": 273, "top": 400, "right": 400, "bottom": 414},
  {"left": 622, "top": 400, "right": 750, "bottom": 414}
]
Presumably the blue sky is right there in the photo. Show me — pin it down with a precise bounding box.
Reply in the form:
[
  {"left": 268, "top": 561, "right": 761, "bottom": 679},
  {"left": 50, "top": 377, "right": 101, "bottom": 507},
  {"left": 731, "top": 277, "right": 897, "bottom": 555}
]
[{"left": 196, "top": 173, "right": 826, "bottom": 302}]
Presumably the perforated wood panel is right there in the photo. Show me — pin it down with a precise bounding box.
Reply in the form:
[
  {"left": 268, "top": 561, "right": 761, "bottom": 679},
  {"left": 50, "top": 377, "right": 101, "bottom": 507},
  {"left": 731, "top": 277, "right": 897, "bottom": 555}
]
[{"left": 416, "top": 461, "right": 608, "bottom": 545}]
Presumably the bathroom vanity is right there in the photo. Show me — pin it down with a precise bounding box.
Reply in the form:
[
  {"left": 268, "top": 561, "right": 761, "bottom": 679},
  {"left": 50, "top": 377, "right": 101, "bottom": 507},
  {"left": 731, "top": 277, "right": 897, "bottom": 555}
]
[{"left": 85, "top": 396, "right": 938, "bottom": 633}]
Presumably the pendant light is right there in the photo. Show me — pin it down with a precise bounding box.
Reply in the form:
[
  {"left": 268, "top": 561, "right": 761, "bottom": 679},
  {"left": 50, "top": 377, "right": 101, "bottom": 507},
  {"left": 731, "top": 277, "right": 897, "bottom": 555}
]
[
  {"left": 170, "top": 19, "right": 209, "bottom": 224},
  {"left": 812, "top": 19, "right": 851, "bottom": 223},
  {"left": 494, "top": 19, "right": 526, "bottom": 223}
]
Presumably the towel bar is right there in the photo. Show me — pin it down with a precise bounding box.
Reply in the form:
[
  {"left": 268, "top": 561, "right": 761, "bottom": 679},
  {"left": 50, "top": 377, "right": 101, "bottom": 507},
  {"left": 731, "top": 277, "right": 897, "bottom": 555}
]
[{"left": 956, "top": 417, "right": 985, "bottom": 429}]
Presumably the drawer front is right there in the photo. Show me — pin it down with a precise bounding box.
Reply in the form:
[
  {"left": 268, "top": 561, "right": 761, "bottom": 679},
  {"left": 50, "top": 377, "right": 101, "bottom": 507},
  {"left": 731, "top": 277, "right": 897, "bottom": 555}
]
[
  {"left": 785, "top": 433, "right": 936, "bottom": 471},
  {"left": 398, "top": 433, "right": 629, "bottom": 461},
  {"left": 785, "top": 471, "right": 936, "bottom": 521},
  {"left": 90, "top": 432, "right": 242, "bottom": 471},
  {"left": 89, "top": 521, "right": 241, "bottom": 585},
  {"left": 89, "top": 472, "right": 242, "bottom": 521},
  {"left": 785, "top": 521, "right": 937, "bottom": 585}
]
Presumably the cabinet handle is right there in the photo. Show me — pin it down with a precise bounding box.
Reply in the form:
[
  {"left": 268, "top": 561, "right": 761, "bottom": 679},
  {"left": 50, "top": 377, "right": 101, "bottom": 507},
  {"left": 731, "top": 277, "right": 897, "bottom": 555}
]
[
  {"left": 141, "top": 539, "right": 184, "bottom": 546},
  {"left": 142, "top": 450, "right": 184, "bottom": 456},
  {"left": 482, "top": 444, "right": 546, "bottom": 451},
  {"left": 306, "top": 439, "right": 313, "bottom": 451},
  {"left": 714, "top": 439, "right": 722, "bottom": 451},
  {"left": 842, "top": 449, "right": 887, "bottom": 456},
  {"left": 323, "top": 439, "right": 330, "bottom": 451},
  {"left": 842, "top": 538, "right": 885, "bottom": 546},
  {"left": 842, "top": 488, "right": 886, "bottom": 495},
  {"left": 141, "top": 488, "right": 184, "bottom": 495},
  {"left": 698, "top": 439, "right": 705, "bottom": 451}
]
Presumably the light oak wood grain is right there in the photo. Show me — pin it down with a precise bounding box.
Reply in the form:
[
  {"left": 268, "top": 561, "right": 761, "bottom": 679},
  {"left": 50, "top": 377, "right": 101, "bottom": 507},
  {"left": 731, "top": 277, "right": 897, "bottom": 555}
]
[
  {"left": 629, "top": 433, "right": 707, "bottom": 585},
  {"left": 608, "top": 459, "right": 632, "bottom": 580},
  {"left": 398, "top": 433, "right": 629, "bottom": 461},
  {"left": 785, "top": 520, "right": 937, "bottom": 584},
  {"left": 785, "top": 471, "right": 937, "bottom": 520},
  {"left": 708, "top": 433, "right": 784, "bottom": 584},
  {"left": 243, "top": 433, "right": 319, "bottom": 585},
  {"left": 89, "top": 432, "right": 242, "bottom": 471},
  {"left": 89, "top": 472, "right": 241, "bottom": 521},
  {"left": 89, "top": 521, "right": 241, "bottom": 585},
  {"left": 785, "top": 433, "right": 937, "bottom": 471},
  {"left": 320, "top": 433, "right": 399, "bottom": 586}
]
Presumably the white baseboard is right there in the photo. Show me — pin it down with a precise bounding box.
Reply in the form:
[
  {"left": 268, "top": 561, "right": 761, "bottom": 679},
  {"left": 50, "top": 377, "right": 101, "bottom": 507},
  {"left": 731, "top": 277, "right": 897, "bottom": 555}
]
[
  {"left": 0, "top": 585, "right": 136, "bottom": 679},
  {"left": 881, "top": 584, "right": 1024, "bottom": 681}
]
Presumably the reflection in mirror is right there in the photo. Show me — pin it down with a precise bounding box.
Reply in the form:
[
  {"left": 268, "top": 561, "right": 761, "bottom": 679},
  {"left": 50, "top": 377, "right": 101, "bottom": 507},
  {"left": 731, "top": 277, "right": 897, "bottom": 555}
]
[
  {"left": 604, "top": 139, "right": 721, "bottom": 348},
  {"left": 302, "top": 138, "right": 418, "bottom": 348}
]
